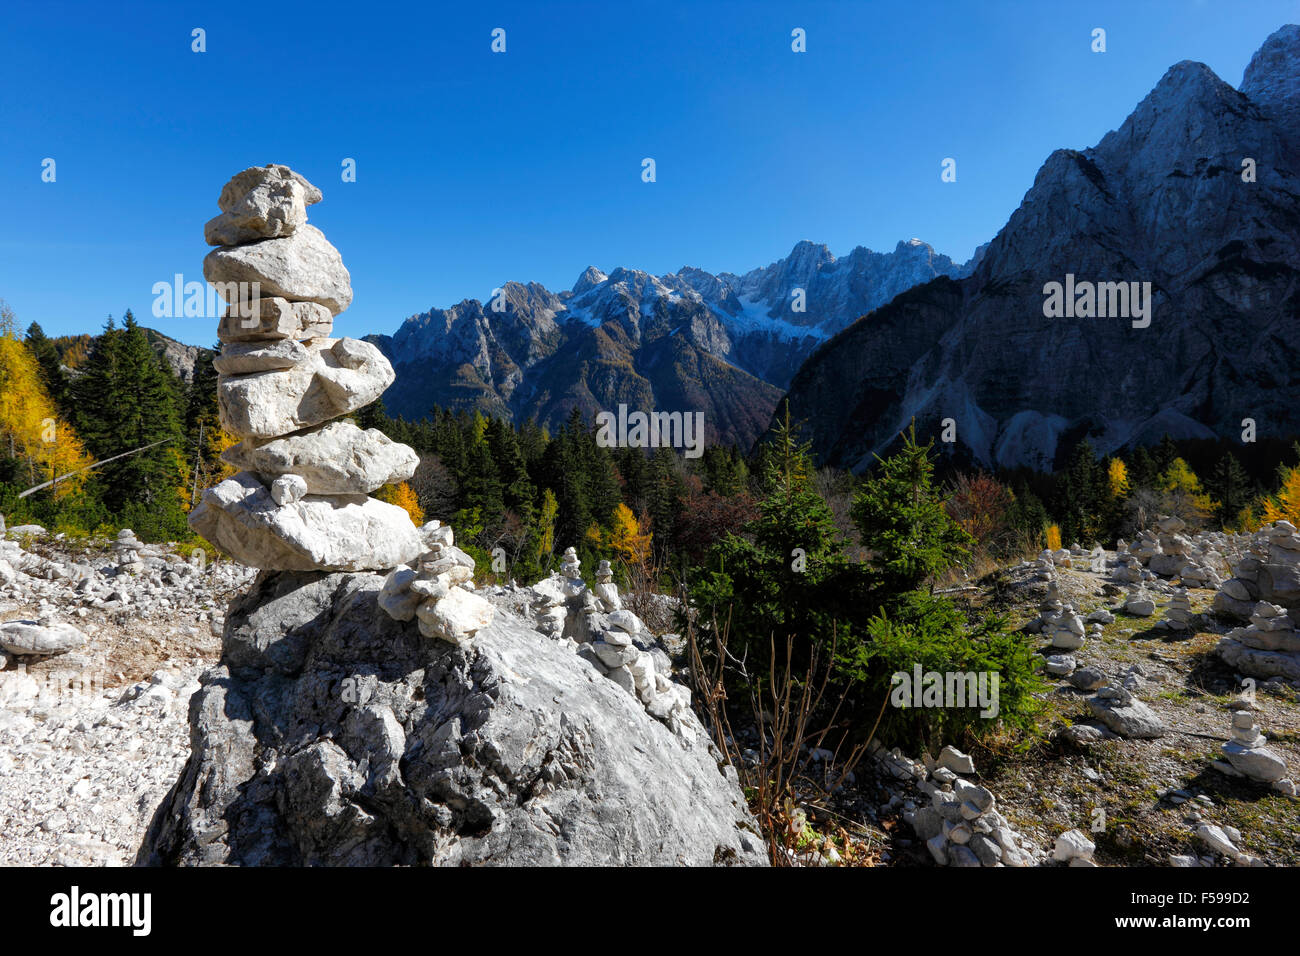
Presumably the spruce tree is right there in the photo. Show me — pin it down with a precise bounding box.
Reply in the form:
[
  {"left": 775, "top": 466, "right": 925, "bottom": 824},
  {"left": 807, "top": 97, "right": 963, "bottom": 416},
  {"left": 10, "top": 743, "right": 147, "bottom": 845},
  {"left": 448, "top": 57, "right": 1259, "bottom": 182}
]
[
  {"left": 1128, "top": 446, "right": 1158, "bottom": 491},
  {"left": 24, "top": 322, "right": 69, "bottom": 417},
  {"left": 851, "top": 423, "right": 972, "bottom": 594},
  {"left": 1207, "top": 452, "right": 1252, "bottom": 528},
  {"left": 72, "top": 316, "right": 124, "bottom": 459},
  {"left": 75, "top": 313, "right": 187, "bottom": 536}
]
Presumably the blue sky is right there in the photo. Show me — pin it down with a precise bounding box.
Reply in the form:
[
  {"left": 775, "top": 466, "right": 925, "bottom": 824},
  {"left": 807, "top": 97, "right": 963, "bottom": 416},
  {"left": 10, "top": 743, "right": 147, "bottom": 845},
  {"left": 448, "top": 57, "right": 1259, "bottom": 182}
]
[{"left": 1, "top": 0, "right": 1296, "bottom": 346}]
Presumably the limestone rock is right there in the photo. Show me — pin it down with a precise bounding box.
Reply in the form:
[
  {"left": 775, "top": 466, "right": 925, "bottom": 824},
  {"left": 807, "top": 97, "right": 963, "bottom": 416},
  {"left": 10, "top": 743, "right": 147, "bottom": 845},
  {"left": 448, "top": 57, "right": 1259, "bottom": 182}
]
[
  {"left": 223, "top": 420, "right": 418, "bottom": 495},
  {"left": 937, "top": 745, "right": 975, "bottom": 775},
  {"left": 217, "top": 338, "right": 394, "bottom": 439},
  {"left": 213, "top": 339, "right": 308, "bottom": 376},
  {"left": 204, "top": 224, "right": 352, "bottom": 315},
  {"left": 136, "top": 570, "right": 765, "bottom": 866},
  {"left": 415, "top": 586, "right": 495, "bottom": 645},
  {"left": 0, "top": 619, "right": 86, "bottom": 656},
  {"left": 1087, "top": 687, "right": 1166, "bottom": 739},
  {"left": 378, "top": 566, "right": 420, "bottom": 622},
  {"left": 217, "top": 297, "right": 333, "bottom": 343},
  {"left": 270, "top": 474, "right": 307, "bottom": 505},
  {"left": 188, "top": 472, "right": 421, "bottom": 571},
  {"left": 205, "top": 164, "right": 320, "bottom": 246},
  {"left": 217, "top": 163, "right": 322, "bottom": 212},
  {"left": 1052, "top": 829, "right": 1095, "bottom": 863}
]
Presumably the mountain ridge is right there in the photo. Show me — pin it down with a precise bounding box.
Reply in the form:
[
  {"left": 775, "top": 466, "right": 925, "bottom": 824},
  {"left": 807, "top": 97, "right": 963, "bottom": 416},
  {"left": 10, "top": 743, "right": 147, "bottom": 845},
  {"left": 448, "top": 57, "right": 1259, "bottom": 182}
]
[
  {"left": 371, "top": 236, "right": 980, "bottom": 447},
  {"left": 780, "top": 24, "right": 1300, "bottom": 472}
]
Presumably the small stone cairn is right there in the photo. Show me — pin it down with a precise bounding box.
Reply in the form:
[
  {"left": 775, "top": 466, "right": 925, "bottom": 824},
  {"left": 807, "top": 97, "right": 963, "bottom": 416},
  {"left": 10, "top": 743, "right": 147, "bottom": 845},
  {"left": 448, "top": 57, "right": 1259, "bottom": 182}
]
[
  {"left": 495, "top": 549, "right": 693, "bottom": 731},
  {"left": 1217, "top": 709, "right": 1295, "bottom": 796},
  {"left": 898, "top": 745, "right": 1041, "bottom": 867},
  {"left": 1212, "top": 521, "right": 1300, "bottom": 681}
]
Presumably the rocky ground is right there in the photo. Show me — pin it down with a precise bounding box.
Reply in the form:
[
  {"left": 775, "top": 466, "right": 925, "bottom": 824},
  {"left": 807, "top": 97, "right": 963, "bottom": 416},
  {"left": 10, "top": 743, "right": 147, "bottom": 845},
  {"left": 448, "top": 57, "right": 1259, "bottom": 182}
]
[
  {"left": 786, "top": 556, "right": 1300, "bottom": 867},
  {"left": 958, "top": 560, "right": 1300, "bottom": 866},
  {"left": 0, "top": 527, "right": 254, "bottom": 865},
  {"left": 1, "top": 524, "right": 1297, "bottom": 867}
]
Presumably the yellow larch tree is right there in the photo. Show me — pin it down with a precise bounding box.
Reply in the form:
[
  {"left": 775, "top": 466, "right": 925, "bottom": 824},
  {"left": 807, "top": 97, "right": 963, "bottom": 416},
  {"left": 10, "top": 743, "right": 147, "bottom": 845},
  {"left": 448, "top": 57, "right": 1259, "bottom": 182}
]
[
  {"left": 1261, "top": 466, "right": 1300, "bottom": 526},
  {"left": 1107, "top": 458, "right": 1130, "bottom": 499},
  {"left": 606, "top": 502, "right": 653, "bottom": 569},
  {"left": 0, "top": 326, "right": 92, "bottom": 497},
  {"left": 376, "top": 481, "right": 424, "bottom": 526}
]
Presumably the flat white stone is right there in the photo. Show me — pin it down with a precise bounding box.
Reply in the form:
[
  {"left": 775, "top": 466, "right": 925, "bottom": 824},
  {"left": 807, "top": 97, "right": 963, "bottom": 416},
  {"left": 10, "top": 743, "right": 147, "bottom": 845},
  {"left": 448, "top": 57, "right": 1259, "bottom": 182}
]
[
  {"left": 189, "top": 471, "right": 421, "bottom": 571},
  {"left": 223, "top": 420, "right": 418, "bottom": 494}
]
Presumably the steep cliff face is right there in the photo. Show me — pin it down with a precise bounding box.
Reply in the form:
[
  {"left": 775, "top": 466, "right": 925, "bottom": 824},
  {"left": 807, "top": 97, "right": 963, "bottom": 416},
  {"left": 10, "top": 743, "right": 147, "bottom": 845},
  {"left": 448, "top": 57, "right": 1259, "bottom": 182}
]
[
  {"left": 782, "top": 26, "right": 1300, "bottom": 472},
  {"left": 375, "top": 239, "right": 972, "bottom": 448}
]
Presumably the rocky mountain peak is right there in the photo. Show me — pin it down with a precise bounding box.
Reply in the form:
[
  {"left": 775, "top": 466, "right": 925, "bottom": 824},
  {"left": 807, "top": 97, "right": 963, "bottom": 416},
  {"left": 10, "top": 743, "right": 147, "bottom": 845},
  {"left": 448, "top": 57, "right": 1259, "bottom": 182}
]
[
  {"left": 779, "top": 25, "right": 1300, "bottom": 473},
  {"left": 572, "top": 265, "right": 608, "bottom": 295},
  {"left": 1241, "top": 23, "right": 1300, "bottom": 136},
  {"left": 381, "top": 233, "right": 972, "bottom": 447}
]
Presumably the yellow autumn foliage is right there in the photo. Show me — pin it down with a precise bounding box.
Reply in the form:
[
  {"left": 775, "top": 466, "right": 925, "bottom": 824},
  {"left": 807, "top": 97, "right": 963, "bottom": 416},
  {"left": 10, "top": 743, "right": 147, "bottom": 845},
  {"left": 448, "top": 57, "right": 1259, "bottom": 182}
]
[
  {"left": 1159, "top": 457, "right": 1216, "bottom": 522},
  {"left": 0, "top": 330, "right": 92, "bottom": 497},
  {"left": 1261, "top": 466, "right": 1300, "bottom": 526},
  {"left": 606, "top": 503, "right": 653, "bottom": 569},
  {"left": 376, "top": 481, "right": 424, "bottom": 526},
  {"left": 1045, "top": 524, "right": 1062, "bottom": 551},
  {"left": 1107, "top": 458, "right": 1129, "bottom": 499}
]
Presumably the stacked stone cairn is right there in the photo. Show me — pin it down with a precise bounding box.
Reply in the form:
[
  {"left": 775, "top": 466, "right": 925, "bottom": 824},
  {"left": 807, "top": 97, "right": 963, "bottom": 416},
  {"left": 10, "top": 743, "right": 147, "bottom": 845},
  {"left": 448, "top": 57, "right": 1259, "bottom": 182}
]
[
  {"left": 1157, "top": 587, "right": 1194, "bottom": 631},
  {"left": 497, "top": 549, "right": 692, "bottom": 730},
  {"left": 593, "top": 559, "right": 621, "bottom": 610},
  {"left": 377, "top": 520, "right": 497, "bottom": 645},
  {"left": 1114, "top": 552, "right": 1146, "bottom": 585},
  {"left": 1215, "top": 600, "right": 1300, "bottom": 683},
  {"left": 902, "top": 745, "right": 1041, "bottom": 866},
  {"left": 1120, "top": 516, "right": 1227, "bottom": 587},
  {"left": 1030, "top": 580, "right": 1099, "bottom": 677},
  {"left": 1215, "top": 709, "right": 1292, "bottom": 794},
  {"left": 1123, "top": 587, "right": 1156, "bottom": 617},
  {"left": 191, "top": 164, "right": 426, "bottom": 573},
  {"left": 1030, "top": 549, "right": 1055, "bottom": 580},
  {"left": 1212, "top": 521, "right": 1300, "bottom": 682},
  {"left": 110, "top": 529, "right": 150, "bottom": 573}
]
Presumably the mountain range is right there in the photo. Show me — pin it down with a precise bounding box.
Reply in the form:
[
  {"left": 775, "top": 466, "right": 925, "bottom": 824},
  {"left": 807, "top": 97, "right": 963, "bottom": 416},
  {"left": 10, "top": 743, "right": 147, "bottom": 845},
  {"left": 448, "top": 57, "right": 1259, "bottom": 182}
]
[
  {"left": 368, "top": 238, "right": 980, "bottom": 447},
  {"left": 780, "top": 24, "right": 1300, "bottom": 472}
]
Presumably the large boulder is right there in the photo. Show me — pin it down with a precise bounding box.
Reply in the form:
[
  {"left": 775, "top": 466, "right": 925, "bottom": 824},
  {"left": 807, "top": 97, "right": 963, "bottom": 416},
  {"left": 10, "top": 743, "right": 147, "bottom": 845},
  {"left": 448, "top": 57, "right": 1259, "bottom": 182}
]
[
  {"left": 136, "top": 570, "right": 764, "bottom": 866},
  {"left": 1216, "top": 638, "right": 1300, "bottom": 681},
  {"left": 188, "top": 472, "right": 422, "bottom": 572},
  {"left": 217, "top": 338, "right": 394, "bottom": 439},
  {"left": 222, "top": 420, "right": 418, "bottom": 495},
  {"left": 204, "top": 223, "right": 353, "bottom": 315}
]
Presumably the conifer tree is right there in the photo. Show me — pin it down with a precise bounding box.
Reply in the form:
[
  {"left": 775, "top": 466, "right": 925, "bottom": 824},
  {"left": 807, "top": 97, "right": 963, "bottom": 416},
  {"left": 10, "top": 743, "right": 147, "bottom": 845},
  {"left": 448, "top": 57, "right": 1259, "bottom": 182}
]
[
  {"left": 851, "top": 423, "right": 972, "bottom": 593},
  {"left": 24, "top": 322, "right": 69, "bottom": 417},
  {"left": 1207, "top": 452, "right": 1252, "bottom": 529},
  {"left": 71, "top": 316, "right": 124, "bottom": 458},
  {"left": 74, "top": 313, "right": 187, "bottom": 536},
  {"left": 1128, "top": 446, "right": 1158, "bottom": 491}
]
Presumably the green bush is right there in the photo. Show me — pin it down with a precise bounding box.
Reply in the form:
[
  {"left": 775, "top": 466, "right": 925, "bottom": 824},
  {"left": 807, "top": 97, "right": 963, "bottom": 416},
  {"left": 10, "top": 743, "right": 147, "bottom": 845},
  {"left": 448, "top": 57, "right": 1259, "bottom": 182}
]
[
  {"left": 689, "top": 416, "right": 1044, "bottom": 754},
  {"left": 836, "top": 590, "right": 1045, "bottom": 750}
]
